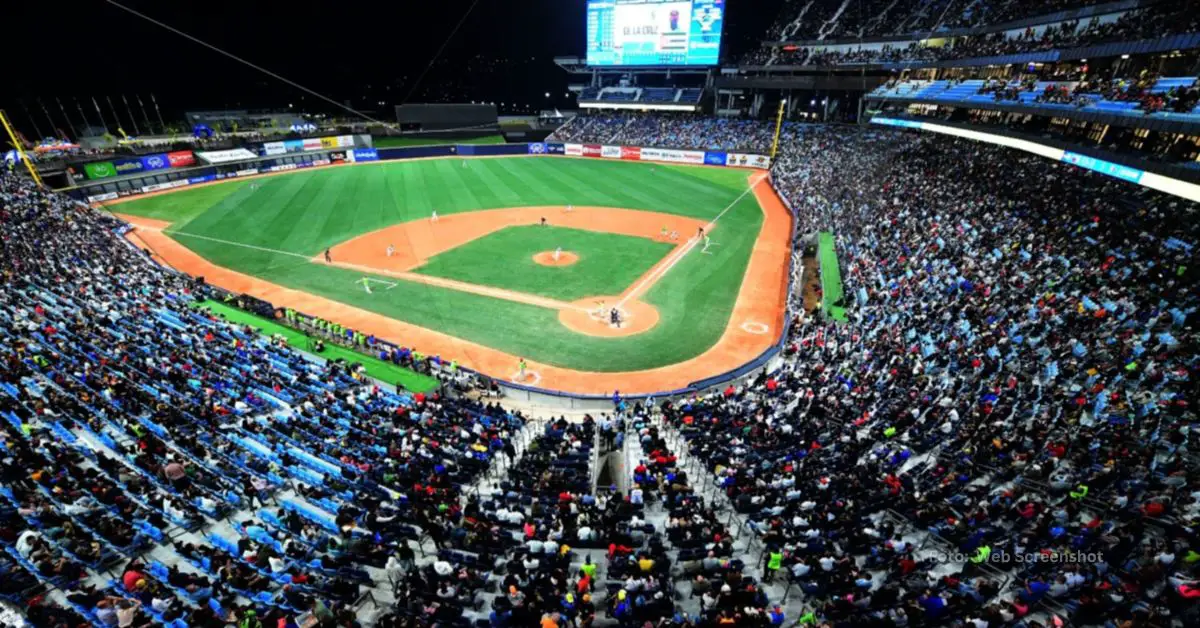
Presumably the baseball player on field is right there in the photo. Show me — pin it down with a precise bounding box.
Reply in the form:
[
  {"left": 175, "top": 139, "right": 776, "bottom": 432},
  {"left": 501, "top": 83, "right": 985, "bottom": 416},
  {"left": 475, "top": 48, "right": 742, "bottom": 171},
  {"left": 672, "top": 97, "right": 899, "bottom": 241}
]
[{"left": 386, "top": 244, "right": 395, "bottom": 258}]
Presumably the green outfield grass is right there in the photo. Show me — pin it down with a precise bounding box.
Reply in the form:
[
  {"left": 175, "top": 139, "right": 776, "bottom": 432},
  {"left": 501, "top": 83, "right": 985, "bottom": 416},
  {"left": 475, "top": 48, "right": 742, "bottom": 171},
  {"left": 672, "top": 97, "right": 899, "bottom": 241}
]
[
  {"left": 112, "top": 157, "right": 762, "bottom": 372},
  {"left": 413, "top": 225, "right": 673, "bottom": 302},
  {"left": 372, "top": 135, "right": 507, "bottom": 148}
]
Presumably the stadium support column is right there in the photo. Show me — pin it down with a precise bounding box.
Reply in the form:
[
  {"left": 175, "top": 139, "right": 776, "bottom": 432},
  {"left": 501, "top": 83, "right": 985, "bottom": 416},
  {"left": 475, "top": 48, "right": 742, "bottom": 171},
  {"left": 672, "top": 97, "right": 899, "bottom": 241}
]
[
  {"left": 769, "top": 98, "right": 786, "bottom": 160},
  {"left": 0, "top": 110, "right": 44, "bottom": 188}
]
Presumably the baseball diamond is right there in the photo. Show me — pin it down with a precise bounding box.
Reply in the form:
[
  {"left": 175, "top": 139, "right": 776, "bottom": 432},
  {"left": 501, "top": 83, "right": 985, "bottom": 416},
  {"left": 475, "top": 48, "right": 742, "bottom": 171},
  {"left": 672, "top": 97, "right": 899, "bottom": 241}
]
[{"left": 109, "top": 155, "right": 791, "bottom": 394}]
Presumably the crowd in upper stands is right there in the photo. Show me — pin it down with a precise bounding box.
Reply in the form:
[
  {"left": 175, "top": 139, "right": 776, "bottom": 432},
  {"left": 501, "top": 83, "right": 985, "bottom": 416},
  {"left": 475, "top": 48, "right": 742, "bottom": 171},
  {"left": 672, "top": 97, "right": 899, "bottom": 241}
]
[
  {"left": 744, "top": 2, "right": 1200, "bottom": 67},
  {"left": 3, "top": 95, "right": 1200, "bottom": 628},
  {"left": 550, "top": 111, "right": 1199, "bottom": 626},
  {"left": 0, "top": 171, "right": 534, "bottom": 626}
]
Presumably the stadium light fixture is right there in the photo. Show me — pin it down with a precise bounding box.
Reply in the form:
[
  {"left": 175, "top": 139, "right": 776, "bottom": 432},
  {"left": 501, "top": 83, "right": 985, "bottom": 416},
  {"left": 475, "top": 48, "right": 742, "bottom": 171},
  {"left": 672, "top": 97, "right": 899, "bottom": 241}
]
[
  {"left": 1121, "top": 54, "right": 1130, "bottom": 59},
  {"left": 544, "top": 92, "right": 551, "bottom": 98}
]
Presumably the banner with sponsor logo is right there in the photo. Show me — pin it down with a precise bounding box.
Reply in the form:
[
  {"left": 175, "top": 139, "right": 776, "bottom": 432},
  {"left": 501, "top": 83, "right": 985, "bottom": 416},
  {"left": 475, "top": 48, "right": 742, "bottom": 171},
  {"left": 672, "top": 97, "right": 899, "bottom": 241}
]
[
  {"left": 268, "top": 163, "right": 299, "bottom": 173},
  {"left": 621, "top": 146, "right": 641, "bottom": 161},
  {"left": 139, "top": 153, "right": 170, "bottom": 171},
  {"left": 320, "top": 137, "right": 338, "bottom": 149},
  {"left": 639, "top": 147, "right": 705, "bottom": 165},
  {"left": 546, "top": 143, "right": 565, "bottom": 155},
  {"left": 87, "top": 191, "right": 120, "bottom": 202},
  {"left": 112, "top": 158, "right": 145, "bottom": 175},
  {"left": 262, "top": 141, "right": 287, "bottom": 156},
  {"left": 166, "top": 151, "right": 196, "bottom": 167},
  {"left": 350, "top": 148, "right": 379, "bottom": 162},
  {"left": 284, "top": 139, "right": 304, "bottom": 153},
  {"left": 564, "top": 143, "right": 583, "bottom": 156},
  {"left": 234, "top": 168, "right": 260, "bottom": 177},
  {"left": 311, "top": 158, "right": 331, "bottom": 167},
  {"left": 140, "top": 180, "right": 189, "bottom": 193},
  {"left": 197, "top": 148, "right": 259, "bottom": 164},
  {"left": 84, "top": 161, "right": 117, "bottom": 180},
  {"left": 582, "top": 144, "right": 602, "bottom": 158},
  {"left": 302, "top": 138, "right": 323, "bottom": 151},
  {"left": 188, "top": 174, "right": 217, "bottom": 184},
  {"left": 704, "top": 151, "right": 727, "bottom": 166},
  {"left": 726, "top": 153, "right": 771, "bottom": 169},
  {"left": 329, "top": 151, "right": 346, "bottom": 162},
  {"left": 601, "top": 145, "right": 621, "bottom": 159},
  {"left": 528, "top": 142, "right": 548, "bottom": 155}
]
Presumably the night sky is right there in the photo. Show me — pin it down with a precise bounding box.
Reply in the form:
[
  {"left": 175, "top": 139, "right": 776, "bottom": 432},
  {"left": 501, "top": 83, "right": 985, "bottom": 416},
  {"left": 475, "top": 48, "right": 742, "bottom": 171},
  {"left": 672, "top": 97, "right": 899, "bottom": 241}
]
[{"left": 3, "top": 0, "right": 783, "bottom": 139}]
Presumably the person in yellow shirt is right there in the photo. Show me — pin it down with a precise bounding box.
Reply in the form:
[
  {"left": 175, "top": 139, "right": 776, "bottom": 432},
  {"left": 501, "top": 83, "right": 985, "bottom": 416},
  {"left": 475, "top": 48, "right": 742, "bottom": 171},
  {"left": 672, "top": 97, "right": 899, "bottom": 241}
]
[{"left": 638, "top": 555, "right": 655, "bottom": 573}]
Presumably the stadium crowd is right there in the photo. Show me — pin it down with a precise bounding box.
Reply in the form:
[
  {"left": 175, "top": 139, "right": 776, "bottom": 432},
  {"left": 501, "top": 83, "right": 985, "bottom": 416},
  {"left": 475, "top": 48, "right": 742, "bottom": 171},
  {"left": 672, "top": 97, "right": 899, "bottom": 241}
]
[
  {"left": 746, "top": 2, "right": 1200, "bottom": 67},
  {"left": 548, "top": 112, "right": 1199, "bottom": 626},
  {"left": 2, "top": 100, "right": 1199, "bottom": 628}
]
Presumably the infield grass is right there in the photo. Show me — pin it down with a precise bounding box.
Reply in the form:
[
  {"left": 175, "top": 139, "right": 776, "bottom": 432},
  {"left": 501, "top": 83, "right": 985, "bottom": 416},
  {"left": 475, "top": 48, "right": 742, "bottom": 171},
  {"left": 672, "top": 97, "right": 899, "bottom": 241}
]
[
  {"left": 112, "top": 157, "right": 763, "bottom": 371},
  {"left": 413, "top": 225, "right": 673, "bottom": 302}
]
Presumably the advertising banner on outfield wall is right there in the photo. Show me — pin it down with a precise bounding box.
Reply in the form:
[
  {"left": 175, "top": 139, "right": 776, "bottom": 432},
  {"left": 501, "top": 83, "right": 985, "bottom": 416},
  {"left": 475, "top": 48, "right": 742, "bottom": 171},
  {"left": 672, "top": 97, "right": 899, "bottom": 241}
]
[
  {"left": 639, "top": 148, "right": 705, "bottom": 165},
  {"left": 621, "top": 146, "right": 641, "bottom": 160},
  {"left": 704, "top": 151, "right": 727, "bottom": 166},
  {"left": 112, "top": 158, "right": 145, "bottom": 175},
  {"left": 564, "top": 143, "right": 583, "bottom": 156},
  {"left": 139, "top": 153, "right": 170, "bottom": 171},
  {"left": 197, "top": 148, "right": 259, "bottom": 164},
  {"left": 188, "top": 174, "right": 217, "bottom": 184},
  {"left": 582, "top": 144, "right": 602, "bottom": 158},
  {"left": 84, "top": 161, "right": 116, "bottom": 180},
  {"left": 302, "top": 138, "right": 323, "bottom": 151},
  {"left": 284, "top": 139, "right": 304, "bottom": 153},
  {"left": 87, "top": 191, "right": 119, "bottom": 202},
  {"left": 727, "top": 153, "right": 771, "bottom": 169},
  {"left": 350, "top": 148, "right": 379, "bottom": 162},
  {"left": 167, "top": 151, "right": 196, "bottom": 167},
  {"left": 141, "top": 180, "right": 189, "bottom": 194},
  {"left": 546, "top": 143, "right": 565, "bottom": 154},
  {"left": 601, "top": 145, "right": 621, "bottom": 159},
  {"left": 527, "top": 142, "right": 548, "bottom": 154},
  {"left": 262, "top": 141, "right": 287, "bottom": 156}
]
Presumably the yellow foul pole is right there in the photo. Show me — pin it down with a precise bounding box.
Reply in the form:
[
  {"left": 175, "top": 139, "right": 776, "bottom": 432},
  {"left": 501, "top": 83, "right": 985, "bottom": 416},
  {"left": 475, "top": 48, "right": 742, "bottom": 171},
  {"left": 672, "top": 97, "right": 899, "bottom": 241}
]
[
  {"left": 0, "top": 110, "right": 44, "bottom": 188},
  {"left": 769, "top": 98, "right": 787, "bottom": 161}
]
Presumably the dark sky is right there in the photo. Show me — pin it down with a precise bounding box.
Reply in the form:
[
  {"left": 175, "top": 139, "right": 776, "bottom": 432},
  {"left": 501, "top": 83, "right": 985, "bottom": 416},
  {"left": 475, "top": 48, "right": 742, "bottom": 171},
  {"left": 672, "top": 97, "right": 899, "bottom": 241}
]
[{"left": 3, "top": 0, "right": 781, "bottom": 138}]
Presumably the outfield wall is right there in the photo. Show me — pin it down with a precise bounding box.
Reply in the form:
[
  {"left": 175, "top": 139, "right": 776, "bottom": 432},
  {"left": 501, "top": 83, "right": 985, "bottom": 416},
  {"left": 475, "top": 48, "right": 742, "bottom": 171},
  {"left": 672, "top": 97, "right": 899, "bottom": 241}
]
[{"left": 96, "top": 141, "right": 789, "bottom": 402}]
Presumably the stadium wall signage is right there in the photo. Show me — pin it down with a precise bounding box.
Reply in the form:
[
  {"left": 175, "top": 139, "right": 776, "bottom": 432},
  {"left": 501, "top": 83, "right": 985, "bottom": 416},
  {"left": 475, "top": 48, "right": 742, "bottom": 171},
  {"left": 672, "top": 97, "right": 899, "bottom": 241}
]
[
  {"left": 83, "top": 141, "right": 773, "bottom": 205},
  {"left": 112, "top": 158, "right": 145, "bottom": 175},
  {"left": 870, "top": 116, "right": 1200, "bottom": 203},
  {"left": 559, "top": 143, "right": 767, "bottom": 169},
  {"left": 166, "top": 151, "right": 196, "bottom": 167},
  {"left": 83, "top": 161, "right": 117, "bottom": 179},
  {"left": 197, "top": 148, "right": 260, "bottom": 164}
]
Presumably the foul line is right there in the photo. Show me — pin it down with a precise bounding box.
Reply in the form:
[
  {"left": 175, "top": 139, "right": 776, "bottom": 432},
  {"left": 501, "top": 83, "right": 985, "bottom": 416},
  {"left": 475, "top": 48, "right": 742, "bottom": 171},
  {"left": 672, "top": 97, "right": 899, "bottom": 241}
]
[
  {"left": 135, "top": 224, "right": 591, "bottom": 313},
  {"left": 615, "top": 173, "right": 766, "bottom": 309}
]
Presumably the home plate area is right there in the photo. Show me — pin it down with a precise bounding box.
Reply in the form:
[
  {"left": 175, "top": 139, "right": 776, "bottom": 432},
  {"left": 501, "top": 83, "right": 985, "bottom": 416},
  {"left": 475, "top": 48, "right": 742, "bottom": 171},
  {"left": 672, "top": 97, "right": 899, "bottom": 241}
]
[{"left": 558, "top": 296, "right": 660, "bottom": 338}]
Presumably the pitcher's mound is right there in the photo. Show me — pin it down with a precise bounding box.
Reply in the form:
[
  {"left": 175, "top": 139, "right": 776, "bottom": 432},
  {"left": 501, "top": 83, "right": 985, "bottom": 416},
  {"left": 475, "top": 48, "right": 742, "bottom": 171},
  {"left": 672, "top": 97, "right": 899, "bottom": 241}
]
[
  {"left": 559, "top": 296, "right": 659, "bottom": 337},
  {"left": 533, "top": 251, "right": 579, "bottom": 267}
]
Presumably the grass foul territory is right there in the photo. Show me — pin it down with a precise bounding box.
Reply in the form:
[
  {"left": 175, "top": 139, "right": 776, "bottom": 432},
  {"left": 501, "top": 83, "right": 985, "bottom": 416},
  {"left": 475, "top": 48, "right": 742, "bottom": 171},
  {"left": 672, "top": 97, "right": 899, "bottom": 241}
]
[
  {"left": 195, "top": 300, "right": 440, "bottom": 393},
  {"left": 818, "top": 231, "right": 848, "bottom": 322}
]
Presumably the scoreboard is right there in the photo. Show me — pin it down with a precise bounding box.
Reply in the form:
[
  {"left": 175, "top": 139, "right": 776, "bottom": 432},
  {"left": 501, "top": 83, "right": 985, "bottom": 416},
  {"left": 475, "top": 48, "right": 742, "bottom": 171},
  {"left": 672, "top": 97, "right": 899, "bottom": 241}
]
[{"left": 586, "top": 0, "right": 724, "bottom": 67}]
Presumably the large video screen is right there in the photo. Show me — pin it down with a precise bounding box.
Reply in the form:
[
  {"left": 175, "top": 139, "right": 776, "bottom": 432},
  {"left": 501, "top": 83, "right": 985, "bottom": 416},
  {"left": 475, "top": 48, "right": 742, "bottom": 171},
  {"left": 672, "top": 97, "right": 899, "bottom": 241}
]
[{"left": 587, "top": 0, "right": 724, "bottom": 67}]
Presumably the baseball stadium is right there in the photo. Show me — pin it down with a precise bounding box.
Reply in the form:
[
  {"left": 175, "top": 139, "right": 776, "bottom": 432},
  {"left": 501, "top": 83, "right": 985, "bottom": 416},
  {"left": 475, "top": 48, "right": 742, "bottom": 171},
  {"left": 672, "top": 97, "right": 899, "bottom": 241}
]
[{"left": 2, "top": 0, "right": 1199, "bottom": 627}]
